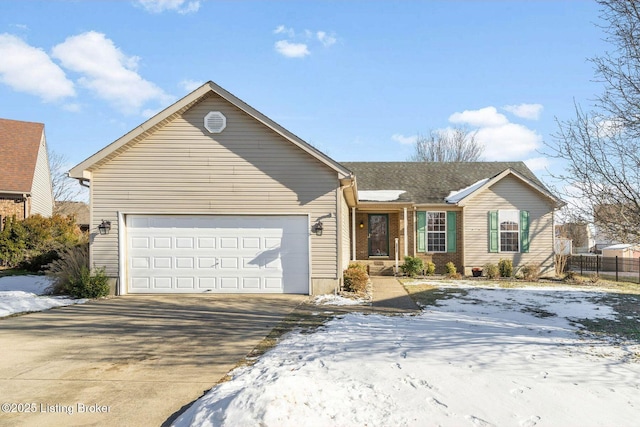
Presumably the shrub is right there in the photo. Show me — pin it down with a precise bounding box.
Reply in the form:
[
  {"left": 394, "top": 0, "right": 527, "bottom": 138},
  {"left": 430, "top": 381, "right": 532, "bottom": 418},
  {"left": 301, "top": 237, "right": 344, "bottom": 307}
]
[
  {"left": 66, "top": 266, "right": 110, "bottom": 299},
  {"left": 424, "top": 261, "right": 436, "bottom": 276},
  {"left": 498, "top": 259, "right": 513, "bottom": 278},
  {"left": 444, "top": 262, "right": 457, "bottom": 275},
  {"left": 400, "top": 256, "right": 424, "bottom": 277},
  {"left": 563, "top": 270, "right": 582, "bottom": 284},
  {"left": 484, "top": 263, "right": 500, "bottom": 279},
  {"left": 589, "top": 273, "right": 600, "bottom": 284},
  {"left": 343, "top": 265, "right": 369, "bottom": 293},
  {"left": 0, "top": 214, "right": 86, "bottom": 271},
  {"left": 348, "top": 262, "right": 368, "bottom": 273},
  {"left": 47, "top": 245, "right": 110, "bottom": 299},
  {"left": 520, "top": 263, "right": 541, "bottom": 281}
]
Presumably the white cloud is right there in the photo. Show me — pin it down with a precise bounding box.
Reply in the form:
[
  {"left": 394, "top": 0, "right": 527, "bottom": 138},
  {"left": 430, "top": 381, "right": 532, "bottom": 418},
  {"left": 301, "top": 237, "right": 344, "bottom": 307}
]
[
  {"left": 475, "top": 123, "right": 542, "bottom": 160},
  {"left": 317, "top": 31, "right": 336, "bottom": 47},
  {"left": 391, "top": 133, "right": 417, "bottom": 145},
  {"left": 179, "top": 79, "right": 204, "bottom": 92},
  {"left": 0, "top": 33, "right": 75, "bottom": 102},
  {"left": 52, "top": 31, "right": 173, "bottom": 115},
  {"left": 449, "top": 106, "right": 543, "bottom": 161},
  {"left": 523, "top": 156, "right": 550, "bottom": 172},
  {"left": 503, "top": 103, "right": 543, "bottom": 120},
  {"left": 449, "top": 106, "right": 508, "bottom": 127},
  {"left": 137, "top": 0, "right": 200, "bottom": 14},
  {"left": 274, "top": 40, "right": 310, "bottom": 58},
  {"left": 274, "top": 25, "right": 295, "bottom": 38},
  {"left": 273, "top": 26, "right": 337, "bottom": 57}
]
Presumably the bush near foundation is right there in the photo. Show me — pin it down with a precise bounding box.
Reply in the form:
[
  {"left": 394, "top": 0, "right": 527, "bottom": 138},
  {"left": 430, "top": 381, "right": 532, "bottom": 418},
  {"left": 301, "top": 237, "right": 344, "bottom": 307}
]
[
  {"left": 400, "top": 256, "right": 424, "bottom": 278},
  {"left": 46, "top": 245, "right": 110, "bottom": 298},
  {"left": 484, "top": 263, "right": 500, "bottom": 279},
  {"left": 499, "top": 259, "right": 513, "bottom": 278},
  {"left": 343, "top": 263, "right": 369, "bottom": 293}
]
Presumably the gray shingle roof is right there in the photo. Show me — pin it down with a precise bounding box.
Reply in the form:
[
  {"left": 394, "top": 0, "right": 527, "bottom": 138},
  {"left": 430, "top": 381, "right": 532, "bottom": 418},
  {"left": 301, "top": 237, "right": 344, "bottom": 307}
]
[{"left": 341, "top": 161, "right": 545, "bottom": 204}]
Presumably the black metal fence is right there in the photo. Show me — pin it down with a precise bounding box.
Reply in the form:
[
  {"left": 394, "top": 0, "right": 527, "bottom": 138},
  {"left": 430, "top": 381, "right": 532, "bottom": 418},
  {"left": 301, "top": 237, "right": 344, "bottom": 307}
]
[{"left": 568, "top": 255, "right": 640, "bottom": 283}]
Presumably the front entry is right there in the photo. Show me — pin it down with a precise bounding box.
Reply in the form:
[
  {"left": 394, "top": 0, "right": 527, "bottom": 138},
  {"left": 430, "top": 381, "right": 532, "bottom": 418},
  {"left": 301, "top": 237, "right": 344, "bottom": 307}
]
[{"left": 368, "top": 214, "right": 389, "bottom": 256}]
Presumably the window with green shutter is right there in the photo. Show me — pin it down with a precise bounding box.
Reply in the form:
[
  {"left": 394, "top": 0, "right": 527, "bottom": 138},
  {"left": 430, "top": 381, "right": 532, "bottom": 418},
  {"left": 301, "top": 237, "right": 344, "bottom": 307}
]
[
  {"left": 417, "top": 211, "right": 426, "bottom": 252},
  {"left": 489, "top": 210, "right": 530, "bottom": 253},
  {"left": 520, "top": 210, "right": 530, "bottom": 253},
  {"left": 488, "top": 211, "right": 499, "bottom": 253},
  {"left": 446, "top": 211, "right": 457, "bottom": 253}
]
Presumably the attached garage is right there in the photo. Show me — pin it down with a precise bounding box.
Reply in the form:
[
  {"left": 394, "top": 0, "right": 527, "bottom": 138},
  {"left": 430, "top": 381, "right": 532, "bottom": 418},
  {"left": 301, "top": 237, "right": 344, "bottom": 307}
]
[
  {"left": 69, "top": 81, "right": 357, "bottom": 296},
  {"left": 125, "top": 215, "right": 310, "bottom": 294}
]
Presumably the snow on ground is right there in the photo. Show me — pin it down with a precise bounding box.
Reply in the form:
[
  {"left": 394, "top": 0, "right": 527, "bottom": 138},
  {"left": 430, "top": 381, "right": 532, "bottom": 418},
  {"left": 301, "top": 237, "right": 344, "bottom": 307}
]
[
  {"left": 174, "top": 283, "right": 640, "bottom": 427},
  {"left": 0, "top": 275, "right": 87, "bottom": 317},
  {"left": 313, "top": 294, "right": 368, "bottom": 306}
]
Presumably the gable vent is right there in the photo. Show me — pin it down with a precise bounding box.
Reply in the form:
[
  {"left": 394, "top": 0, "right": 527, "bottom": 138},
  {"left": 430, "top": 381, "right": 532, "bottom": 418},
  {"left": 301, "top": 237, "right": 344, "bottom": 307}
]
[{"left": 204, "top": 111, "right": 226, "bottom": 133}]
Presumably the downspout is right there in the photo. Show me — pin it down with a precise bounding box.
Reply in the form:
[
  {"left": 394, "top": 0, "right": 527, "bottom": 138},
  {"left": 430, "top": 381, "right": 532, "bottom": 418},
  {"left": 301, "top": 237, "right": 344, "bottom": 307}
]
[
  {"left": 403, "top": 207, "right": 408, "bottom": 258},
  {"left": 23, "top": 194, "right": 28, "bottom": 219},
  {"left": 352, "top": 207, "right": 356, "bottom": 261}
]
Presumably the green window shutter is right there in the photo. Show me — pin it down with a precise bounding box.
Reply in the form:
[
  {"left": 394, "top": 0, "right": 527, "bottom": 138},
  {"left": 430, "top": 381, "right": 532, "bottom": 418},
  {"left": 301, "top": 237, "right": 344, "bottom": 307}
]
[
  {"left": 446, "top": 211, "right": 457, "bottom": 253},
  {"left": 417, "top": 211, "right": 426, "bottom": 252},
  {"left": 520, "top": 210, "right": 530, "bottom": 253},
  {"left": 489, "top": 211, "right": 499, "bottom": 253}
]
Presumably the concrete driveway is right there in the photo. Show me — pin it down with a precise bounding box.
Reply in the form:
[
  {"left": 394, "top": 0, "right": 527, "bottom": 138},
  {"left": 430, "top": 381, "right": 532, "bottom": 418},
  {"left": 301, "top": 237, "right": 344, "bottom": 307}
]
[{"left": 0, "top": 294, "right": 305, "bottom": 427}]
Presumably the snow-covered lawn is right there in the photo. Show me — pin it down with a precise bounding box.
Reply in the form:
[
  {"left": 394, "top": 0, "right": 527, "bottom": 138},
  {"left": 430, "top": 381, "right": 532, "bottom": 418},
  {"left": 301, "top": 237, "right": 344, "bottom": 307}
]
[
  {"left": 0, "top": 275, "right": 87, "bottom": 317},
  {"left": 174, "top": 282, "right": 640, "bottom": 427}
]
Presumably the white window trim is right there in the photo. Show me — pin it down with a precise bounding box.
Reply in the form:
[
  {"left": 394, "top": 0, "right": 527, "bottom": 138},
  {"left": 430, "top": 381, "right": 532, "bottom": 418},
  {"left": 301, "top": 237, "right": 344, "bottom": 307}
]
[
  {"left": 427, "top": 211, "right": 447, "bottom": 253},
  {"left": 499, "top": 209, "right": 520, "bottom": 253}
]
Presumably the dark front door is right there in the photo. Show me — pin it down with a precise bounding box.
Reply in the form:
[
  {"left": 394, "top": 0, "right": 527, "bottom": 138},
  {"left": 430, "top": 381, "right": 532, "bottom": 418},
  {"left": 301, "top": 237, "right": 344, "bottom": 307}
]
[{"left": 368, "top": 214, "right": 389, "bottom": 256}]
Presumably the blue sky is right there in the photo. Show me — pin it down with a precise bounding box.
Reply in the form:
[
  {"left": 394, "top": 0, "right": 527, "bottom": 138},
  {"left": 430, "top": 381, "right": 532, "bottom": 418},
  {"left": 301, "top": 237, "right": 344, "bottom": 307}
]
[{"left": 0, "top": 0, "right": 606, "bottom": 184}]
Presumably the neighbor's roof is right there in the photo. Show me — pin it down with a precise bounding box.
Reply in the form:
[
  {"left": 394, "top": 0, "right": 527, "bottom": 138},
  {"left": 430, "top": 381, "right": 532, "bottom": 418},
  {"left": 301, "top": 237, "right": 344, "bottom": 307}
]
[
  {"left": 342, "top": 162, "right": 553, "bottom": 205},
  {"left": 55, "top": 201, "right": 90, "bottom": 225},
  {"left": 70, "top": 81, "right": 352, "bottom": 180},
  {"left": 0, "top": 118, "right": 45, "bottom": 194}
]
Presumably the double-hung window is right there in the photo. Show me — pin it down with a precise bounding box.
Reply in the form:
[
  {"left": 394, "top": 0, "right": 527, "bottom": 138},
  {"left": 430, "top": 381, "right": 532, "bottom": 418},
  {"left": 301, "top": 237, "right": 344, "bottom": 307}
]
[
  {"left": 488, "top": 210, "right": 530, "bottom": 253},
  {"left": 417, "top": 211, "right": 457, "bottom": 253},
  {"left": 499, "top": 210, "right": 520, "bottom": 252},
  {"left": 427, "top": 212, "right": 447, "bottom": 252}
]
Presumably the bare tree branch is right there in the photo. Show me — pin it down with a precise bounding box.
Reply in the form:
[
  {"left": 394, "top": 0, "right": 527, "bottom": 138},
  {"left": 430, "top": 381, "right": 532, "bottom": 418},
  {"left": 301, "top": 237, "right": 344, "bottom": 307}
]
[{"left": 409, "top": 127, "right": 483, "bottom": 162}]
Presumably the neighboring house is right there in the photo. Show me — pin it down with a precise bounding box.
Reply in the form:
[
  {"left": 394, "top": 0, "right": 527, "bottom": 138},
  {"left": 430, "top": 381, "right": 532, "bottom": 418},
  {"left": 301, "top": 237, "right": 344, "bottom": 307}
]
[
  {"left": 555, "top": 223, "right": 593, "bottom": 254},
  {"left": 601, "top": 244, "right": 640, "bottom": 259},
  {"left": 0, "top": 118, "right": 53, "bottom": 228},
  {"left": 69, "top": 81, "right": 562, "bottom": 296},
  {"left": 55, "top": 201, "right": 90, "bottom": 232},
  {"left": 343, "top": 162, "right": 564, "bottom": 276}
]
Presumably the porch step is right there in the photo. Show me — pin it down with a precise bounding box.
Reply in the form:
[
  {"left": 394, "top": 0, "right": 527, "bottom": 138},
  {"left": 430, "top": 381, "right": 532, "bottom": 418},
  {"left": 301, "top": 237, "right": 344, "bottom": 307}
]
[{"left": 366, "top": 262, "right": 397, "bottom": 276}]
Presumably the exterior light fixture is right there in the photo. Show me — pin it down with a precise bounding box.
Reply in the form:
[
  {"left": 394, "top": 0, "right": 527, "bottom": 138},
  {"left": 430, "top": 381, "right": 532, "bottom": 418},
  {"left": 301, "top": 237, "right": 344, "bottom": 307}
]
[
  {"left": 312, "top": 221, "right": 324, "bottom": 236},
  {"left": 98, "top": 220, "right": 111, "bottom": 235},
  {"left": 359, "top": 221, "right": 364, "bottom": 229}
]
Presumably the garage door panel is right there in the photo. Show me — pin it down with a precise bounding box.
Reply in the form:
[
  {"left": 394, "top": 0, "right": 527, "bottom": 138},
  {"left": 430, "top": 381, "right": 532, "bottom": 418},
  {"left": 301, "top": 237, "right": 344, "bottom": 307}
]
[{"left": 127, "top": 215, "right": 309, "bottom": 294}]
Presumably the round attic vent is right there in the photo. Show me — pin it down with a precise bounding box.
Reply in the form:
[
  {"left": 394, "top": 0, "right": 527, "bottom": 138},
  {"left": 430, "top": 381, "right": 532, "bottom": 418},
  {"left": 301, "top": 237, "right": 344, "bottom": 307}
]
[{"left": 204, "top": 111, "right": 226, "bottom": 133}]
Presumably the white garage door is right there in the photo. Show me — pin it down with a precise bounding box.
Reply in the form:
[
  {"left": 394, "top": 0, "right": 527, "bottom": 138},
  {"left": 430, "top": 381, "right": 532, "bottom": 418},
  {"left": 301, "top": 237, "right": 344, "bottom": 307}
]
[{"left": 126, "top": 215, "right": 309, "bottom": 294}]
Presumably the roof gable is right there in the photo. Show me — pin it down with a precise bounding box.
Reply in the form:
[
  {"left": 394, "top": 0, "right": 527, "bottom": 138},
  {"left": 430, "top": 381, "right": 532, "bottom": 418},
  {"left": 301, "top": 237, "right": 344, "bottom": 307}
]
[
  {"left": 69, "top": 81, "right": 352, "bottom": 180},
  {"left": 0, "top": 118, "right": 45, "bottom": 194},
  {"left": 342, "top": 161, "right": 562, "bottom": 206}
]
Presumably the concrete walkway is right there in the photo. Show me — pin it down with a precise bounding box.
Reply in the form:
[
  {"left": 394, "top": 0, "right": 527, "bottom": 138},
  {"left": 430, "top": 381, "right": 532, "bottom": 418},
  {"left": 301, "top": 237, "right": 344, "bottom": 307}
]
[
  {"left": 370, "top": 276, "right": 421, "bottom": 313},
  {"left": 0, "top": 294, "right": 304, "bottom": 427}
]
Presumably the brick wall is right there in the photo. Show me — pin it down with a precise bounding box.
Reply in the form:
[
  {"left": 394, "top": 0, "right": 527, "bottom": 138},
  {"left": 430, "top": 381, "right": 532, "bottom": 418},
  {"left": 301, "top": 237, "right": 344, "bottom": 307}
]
[{"left": 0, "top": 198, "right": 28, "bottom": 230}]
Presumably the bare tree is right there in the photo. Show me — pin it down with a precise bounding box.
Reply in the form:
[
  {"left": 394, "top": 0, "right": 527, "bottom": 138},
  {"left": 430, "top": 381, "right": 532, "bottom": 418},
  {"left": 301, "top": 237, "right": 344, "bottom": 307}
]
[
  {"left": 550, "top": 0, "right": 640, "bottom": 243},
  {"left": 409, "top": 127, "right": 483, "bottom": 162},
  {"left": 49, "top": 150, "right": 87, "bottom": 210}
]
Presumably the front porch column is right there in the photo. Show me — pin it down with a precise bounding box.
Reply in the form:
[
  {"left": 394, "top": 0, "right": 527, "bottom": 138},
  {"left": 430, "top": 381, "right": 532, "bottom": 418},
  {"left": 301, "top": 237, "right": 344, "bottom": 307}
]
[
  {"left": 403, "top": 207, "right": 408, "bottom": 257},
  {"left": 351, "top": 207, "right": 356, "bottom": 261}
]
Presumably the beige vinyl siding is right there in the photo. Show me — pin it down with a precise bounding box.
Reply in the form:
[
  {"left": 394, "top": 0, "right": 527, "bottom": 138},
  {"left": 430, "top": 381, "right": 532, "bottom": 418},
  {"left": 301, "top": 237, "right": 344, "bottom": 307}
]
[
  {"left": 89, "top": 93, "right": 338, "bottom": 282},
  {"left": 340, "top": 191, "right": 350, "bottom": 273},
  {"left": 464, "top": 175, "right": 556, "bottom": 274},
  {"left": 29, "top": 133, "right": 53, "bottom": 217}
]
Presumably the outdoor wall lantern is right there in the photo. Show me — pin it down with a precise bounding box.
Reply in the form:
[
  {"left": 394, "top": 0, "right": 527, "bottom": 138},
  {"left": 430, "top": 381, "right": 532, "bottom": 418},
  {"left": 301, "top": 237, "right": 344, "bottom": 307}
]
[
  {"left": 98, "top": 220, "right": 111, "bottom": 235},
  {"left": 359, "top": 220, "right": 364, "bottom": 229},
  {"left": 312, "top": 221, "right": 324, "bottom": 236}
]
